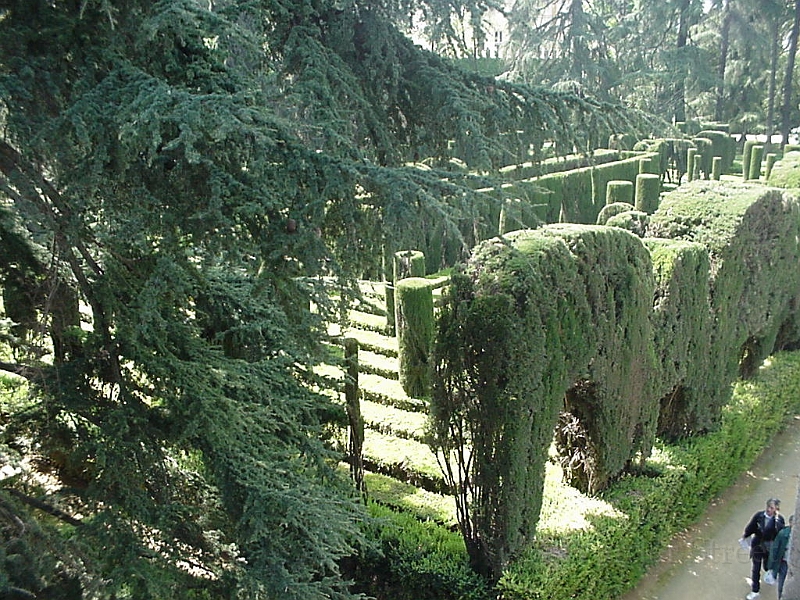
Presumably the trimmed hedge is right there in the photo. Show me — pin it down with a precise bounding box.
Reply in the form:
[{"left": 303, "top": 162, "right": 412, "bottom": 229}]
[
  {"left": 646, "top": 181, "right": 800, "bottom": 434},
  {"left": 431, "top": 225, "right": 657, "bottom": 577},
  {"left": 496, "top": 350, "right": 800, "bottom": 600},
  {"left": 696, "top": 129, "right": 736, "bottom": 173},
  {"left": 517, "top": 153, "right": 658, "bottom": 224},
  {"left": 767, "top": 150, "right": 800, "bottom": 188}
]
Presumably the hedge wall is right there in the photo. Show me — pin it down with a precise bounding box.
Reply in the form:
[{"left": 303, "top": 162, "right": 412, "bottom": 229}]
[
  {"left": 431, "top": 178, "right": 800, "bottom": 582},
  {"left": 644, "top": 238, "right": 714, "bottom": 438},
  {"left": 431, "top": 225, "right": 657, "bottom": 578},
  {"left": 646, "top": 181, "right": 800, "bottom": 434},
  {"left": 515, "top": 153, "right": 658, "bottom": 224}
]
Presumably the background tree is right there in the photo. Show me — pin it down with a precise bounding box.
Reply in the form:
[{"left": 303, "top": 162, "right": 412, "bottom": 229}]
[{"left": 782, "top": 0, "right": 800, "bottom": 144}]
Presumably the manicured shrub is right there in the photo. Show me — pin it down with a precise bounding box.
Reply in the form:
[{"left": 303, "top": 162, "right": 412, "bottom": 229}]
[
  {"left": 644, "top": 238, "right": 713, "bottom": 439},
  {"left": 395, "top": 277, "right": 435, "bottom": 398},
  {"left": 635, "top": 173, "right": 661, "bottom": 214},
  {"left": 646, "top": 181, "right": 800, "bottom": 433},
  {"left": 692, "top": 137, "right": 713, "bottom": 179},
  {"left": 596, "top": 201, "right": 635, "bottom": 225},
  {"left": 765, "top": 153, "right": 777, "bottom": 180},
  {"left": 696, "top": 129, "right": 736, "bottom": 173},
  {"left": 712, "top": 156, "right": 722, "bottom": 180},
  {"left": 606, "top": 180, "right": 633, "bottom": 205},
  {"left": 767, "top": 150, "right": 800, "bottom": 188},
  {"left": 748, "top": 144, "right": 764, "bottom": 180},
  {"left": 605, "top": 210, "right": 649, "bottom": 236},
  {"left": 742, "top": 139, "right": 757, "bottom": 180},
  {"left": 495, "top": 350, "right": 800, "bottom": 600}
]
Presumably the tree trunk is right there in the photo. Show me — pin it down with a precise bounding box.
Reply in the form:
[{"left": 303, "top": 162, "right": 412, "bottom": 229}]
[
  {"left": 781, "top": 0, "right": 800, "bottom": 147},
  {"left": 714, "top": 0, "right": 732, "bottom": 122},
  {"left": 674, "top": 0, "right": 692, "bottom": 123},
  {"left": 766, "top": 17, "right": 780, "bottom": 154}
]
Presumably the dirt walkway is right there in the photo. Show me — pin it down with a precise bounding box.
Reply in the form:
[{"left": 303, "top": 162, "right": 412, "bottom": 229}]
[{"left": 618, "top": 416, "right": 800, "bottom": 600}]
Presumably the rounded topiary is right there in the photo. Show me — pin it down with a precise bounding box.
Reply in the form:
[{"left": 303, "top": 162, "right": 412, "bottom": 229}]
[
  {"left": 605, "top": 210, "right": 649, "bottom": 237},
  {"left": 596, "top": 201, "right": 635, "bottom": 225}
]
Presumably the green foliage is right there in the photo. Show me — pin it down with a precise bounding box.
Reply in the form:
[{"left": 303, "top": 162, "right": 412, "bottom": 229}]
[
  {"left": 605, "top": 180, "right": 634, "bottom": 205},
  {"left": 743, "top": 139, "right": 758, "bottom": 180},
  {"left": 496, "top": 349, "right": 800, "bottom": 600},
  {"left": 696, "top": 129, "right": 736, "bottom": 173},
  {"left": 749, "top": 144, "right": 765, "bottom": 180},
  {"left": 767, "top": 150, "right": 800, "bottom": 188},
  {"left": 520, "top": 153, "right": 654, "bottom": 224},
  {"left": 647, "top": 181, "right": 800, "bottom": 433},
  {"left": 635, "top": 173, "right": 661, "bottom": 213},
  {"left": 540, "top": 225, "right": 657, "bottom": 493},
  {"left": 692, "top": 136, "right": 714, "bottom": 179},
  {"left": 644, "top": 238, "right": 714, "bottom": 438},
  {"left": 430, "top": 224, "right": 658, "bottom": 576},
  {"left": 596, "top": 200, "right": 635, "bottom": 225},
  {"left": 351, "top": 502, "right": 493, "bottom": 600},
  {"left": 395, "top": 278, "right": 435, "bottom": 398},
  {"left": 0, "top": 0, "right": 654, "bottom": 595},
  {"left": 431, "top": 231, "right": 590, "bottom": 578},
  {"left": 604, "top": 209, "right": 649, "bottom": 236}
]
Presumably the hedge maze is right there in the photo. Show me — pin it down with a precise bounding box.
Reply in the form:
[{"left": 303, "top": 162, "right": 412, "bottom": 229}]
[{"left": 335, "top": 140, "right": 800, "bottom": 590}]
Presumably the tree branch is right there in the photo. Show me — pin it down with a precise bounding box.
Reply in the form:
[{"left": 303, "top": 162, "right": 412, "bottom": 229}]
[
  {"left": 0, "top": 360, "right": 46, "bottom": 382},
  {"left": 3, "top": 487, "right": 83, "bottom": 528}
]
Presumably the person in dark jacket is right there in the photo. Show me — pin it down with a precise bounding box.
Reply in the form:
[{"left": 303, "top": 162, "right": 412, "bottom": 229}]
[
  {"left": 767, "top": 514, "right": 792, "bottom": 599},
  {"left": 742, "top": 497, "right": 785, "bottom": 599}
]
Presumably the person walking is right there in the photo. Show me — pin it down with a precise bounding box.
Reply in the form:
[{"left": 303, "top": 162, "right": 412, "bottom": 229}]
[
  {"left": 767, "top": 514, "right": 793, "bottom": 599},
  {"left": 741, "top": 497, "right": 786, "bottom": 599}
]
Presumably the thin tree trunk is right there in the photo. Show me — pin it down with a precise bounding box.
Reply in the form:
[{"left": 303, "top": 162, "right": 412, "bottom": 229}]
[
  {"left": 781, "top": 0, "right": 800, "bottom": 147},
  {"left": 714, "top": 0, "right": 732, "bottom": 122},
  {"left": 674, "top": 0, "right": 692, "bottom": 123},
  {"left": 766, "top": 17, "right": 780, "bottom": 154}
]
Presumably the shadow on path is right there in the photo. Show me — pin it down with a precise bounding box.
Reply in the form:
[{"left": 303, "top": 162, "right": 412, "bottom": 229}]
[{"left": 618, "top": 416, "right": 800, "bottom": 600}]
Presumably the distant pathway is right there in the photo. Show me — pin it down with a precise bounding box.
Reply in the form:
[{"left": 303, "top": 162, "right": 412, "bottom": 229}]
[{"left": 618, "top": 416, "right": 800, "bottom": 600}]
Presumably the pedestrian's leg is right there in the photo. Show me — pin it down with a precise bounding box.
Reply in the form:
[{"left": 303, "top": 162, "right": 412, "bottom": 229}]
[
  {"left": 751, "top": 553, "right": 762, "bottom": 592},
  {"left": 778, "top": 561, "right": 788, "bottom": 598}
]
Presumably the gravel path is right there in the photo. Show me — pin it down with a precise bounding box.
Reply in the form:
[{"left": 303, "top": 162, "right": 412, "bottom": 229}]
[{"left": 618, "top": 416, "right": 800, "bottom": 600}]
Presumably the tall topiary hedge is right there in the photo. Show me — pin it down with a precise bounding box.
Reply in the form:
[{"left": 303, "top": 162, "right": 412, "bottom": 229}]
[
  {"left": 646, "top": 181, "right": 800, "bottom": 433},
  {"left": 430, "top": 225, "right": 659, "bottom": 577},
  {"left": 644, "top": 238, "right": 714, "bottom": 438},
  {"left": 396, "top": 277, "right": 435, "bottom": 398},
  {"left": 430, "top": 232, "right": 590, "bottom": 580},
  {"left": 537, "top": 225, "right": 658, "bottom": 493}
]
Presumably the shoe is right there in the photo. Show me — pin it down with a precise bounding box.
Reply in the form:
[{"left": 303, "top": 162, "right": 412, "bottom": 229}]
[{"left": 746, "top": 592, "right": 760, "bottom": 600}]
